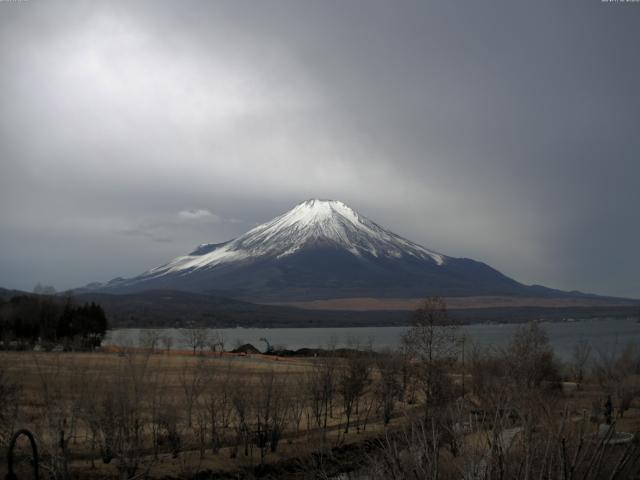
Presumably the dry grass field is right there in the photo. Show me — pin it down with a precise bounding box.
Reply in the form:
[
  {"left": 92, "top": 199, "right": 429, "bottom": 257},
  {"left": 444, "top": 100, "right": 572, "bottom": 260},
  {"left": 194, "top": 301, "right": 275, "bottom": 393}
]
[
  {"left": 2, "top": 319, "right": 640, "bottom": 480},
  {"left": 266, "top": 295, "right": 638, "bottom": 311},
  {"left": 0, "top": 349, "right": 409, "bottom": 479}
]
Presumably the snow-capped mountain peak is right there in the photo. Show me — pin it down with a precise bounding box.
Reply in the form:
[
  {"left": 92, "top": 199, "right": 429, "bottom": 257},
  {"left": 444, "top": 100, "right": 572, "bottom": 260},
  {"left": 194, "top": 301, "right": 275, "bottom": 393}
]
[
  {"left": 91, "top": 199, "right": 541, "bottom": 300},
  {"left": 145, "top": 199, "right": 445, "bottom": 278}
]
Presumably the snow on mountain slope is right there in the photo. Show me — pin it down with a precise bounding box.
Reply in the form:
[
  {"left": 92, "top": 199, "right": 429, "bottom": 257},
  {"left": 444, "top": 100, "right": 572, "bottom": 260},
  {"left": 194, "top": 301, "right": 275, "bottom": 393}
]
[
  {"left": 145, "top": 199, "right": 445, "bottom": 279},
  {"left": 92, "top": 198, "right": 549, "bottom": 300}
]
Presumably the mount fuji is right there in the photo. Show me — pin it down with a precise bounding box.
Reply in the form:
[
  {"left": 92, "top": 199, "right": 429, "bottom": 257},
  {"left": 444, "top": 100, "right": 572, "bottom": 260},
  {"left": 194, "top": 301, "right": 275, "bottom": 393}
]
[{"left": 93, "top": 199, "right": 578, "bottom": 301}]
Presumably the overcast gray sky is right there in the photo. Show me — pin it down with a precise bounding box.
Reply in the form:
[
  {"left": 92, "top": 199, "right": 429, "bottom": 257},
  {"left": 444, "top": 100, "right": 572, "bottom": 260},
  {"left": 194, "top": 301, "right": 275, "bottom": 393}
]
[{"left": 1, "top": 0, "right": 639, "bottom": 298}]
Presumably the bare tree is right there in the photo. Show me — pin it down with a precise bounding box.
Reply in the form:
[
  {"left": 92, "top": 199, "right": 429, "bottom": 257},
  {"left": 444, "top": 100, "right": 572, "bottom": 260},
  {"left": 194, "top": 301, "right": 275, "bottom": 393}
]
[
  {"left": 593, "top": 341, "right": 640, "bottom": 418},
  {"left": 505, "top": 321, "right": 559, "bottom": 391},
  {"left": 366, "top": 419, "right": 444, "bottom": 479},
  {"left": 402, "top": 297, "right": 458, "bottom": 416},
  {"left": 139, "top": 329, "right": 161, "bottom": 354},
  {"left": 468, "top": 343, "right": 510, "bottom": 409},
  {"left": 307, "top": 356, "right": 336, "bottom": 443},
  {"left": 252, "top": 369, "right": 289, "bottom": 463},
  {"left": 106, "top": 353, "right": 153, "bottom": 480},
  {"left": 147, "top": 368, "right": 167, "bottom": 460},
  {"left": 179, "top": 358, "right": 205, "bottom": 428},
  {"left": 33, "top": 354, "right": 76, "bottom": 480},
  {"left": 229, "top": 376, "right": 251, "bottom": 458},
  {"left": 193, "top": 390, "right": 209, "bottom": 460},
  {"left": 203, "top": 361, "right": 234, "bottom": 453},
  {"left": 181, "top": 328, "right": 210, "bottom": 356},
  {"left": 374, "top": 350, "right": 402, "bottom": 425},
  {"left": 75, "top": 361, "right": 108, "bottom": 469},
  {"left": 571, "top": 339, "right": 592, "bottom": 390},
  {"left": 207, "top": 331, "right": 225, "bottom": 355},
  {"left": 157, "top": 409, "right": 182, "bottom": 459},
  {"left": 288, "top": 376, "right": 308, "bottom": 436},
  {"left": 160, "top": 334, "right": 173, "bottom": 353},
  {"left": 338, "top": 347, "right": 372, "bottom": 433}
]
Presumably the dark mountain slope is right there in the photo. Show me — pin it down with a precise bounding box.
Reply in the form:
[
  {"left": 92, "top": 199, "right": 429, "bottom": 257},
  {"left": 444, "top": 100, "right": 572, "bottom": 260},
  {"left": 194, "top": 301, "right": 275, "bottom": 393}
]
[{"left": 89, "top": 199, "right": 588, "bottom": 301}]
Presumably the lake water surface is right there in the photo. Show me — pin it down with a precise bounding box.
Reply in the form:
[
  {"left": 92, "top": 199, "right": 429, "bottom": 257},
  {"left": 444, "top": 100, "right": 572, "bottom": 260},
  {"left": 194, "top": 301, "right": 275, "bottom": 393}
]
[{"left": 104, "top": 317, "right": 640, "bottom": 360}]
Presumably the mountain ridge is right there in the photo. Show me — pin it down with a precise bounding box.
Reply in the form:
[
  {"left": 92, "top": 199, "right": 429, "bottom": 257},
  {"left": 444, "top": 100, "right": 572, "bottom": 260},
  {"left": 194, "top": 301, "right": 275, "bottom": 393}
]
[
  {"left": 3, "top": 287, "right": 638, "bottom": 328},
  {"left": 84, "top": 199, "right": 611, "bottom": 301}
]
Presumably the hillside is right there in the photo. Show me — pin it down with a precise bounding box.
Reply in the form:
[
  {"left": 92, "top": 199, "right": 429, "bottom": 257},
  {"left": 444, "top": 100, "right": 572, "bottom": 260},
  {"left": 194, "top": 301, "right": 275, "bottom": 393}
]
[{"left": 86, "top": 200, "right": 601, "bottom": 302}]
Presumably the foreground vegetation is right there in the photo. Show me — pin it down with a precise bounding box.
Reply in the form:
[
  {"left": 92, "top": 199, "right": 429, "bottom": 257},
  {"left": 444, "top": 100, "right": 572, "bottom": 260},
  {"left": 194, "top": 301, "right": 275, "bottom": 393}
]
[{"left": 1, "top": 298, "right": 640, "bottom": 479}]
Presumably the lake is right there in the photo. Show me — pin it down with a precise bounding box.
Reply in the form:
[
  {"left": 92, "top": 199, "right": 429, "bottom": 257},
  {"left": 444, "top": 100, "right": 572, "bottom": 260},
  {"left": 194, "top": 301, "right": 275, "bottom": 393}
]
[{"left": 104, "top": 317, "right": 640, "bottom": 360}]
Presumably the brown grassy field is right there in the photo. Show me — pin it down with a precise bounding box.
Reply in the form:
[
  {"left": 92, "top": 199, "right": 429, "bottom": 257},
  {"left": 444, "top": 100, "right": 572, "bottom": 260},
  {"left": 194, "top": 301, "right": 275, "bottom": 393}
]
[
  {"left": 0, "top": 350, "right": 407, "bottom": 479},
  {"left": 265, "top": 295, "right": 639, "bottom": 311},
  {"left": 2, "top": 333, "right": 640, "bottom": 480}
]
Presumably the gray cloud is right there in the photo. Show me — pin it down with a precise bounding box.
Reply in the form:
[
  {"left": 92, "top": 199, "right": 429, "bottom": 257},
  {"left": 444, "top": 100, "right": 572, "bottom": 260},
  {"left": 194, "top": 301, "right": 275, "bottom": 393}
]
[
  {"left": 116, "top": 228, "right": 172, "bottom": 244},
  {"left": 178, "top": 209, "right": 220, "bottom": 222},
  {"left": 0, "top": 0, "right": 639, "bottom": 297}
]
